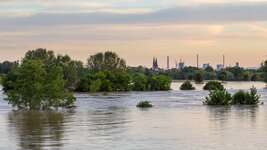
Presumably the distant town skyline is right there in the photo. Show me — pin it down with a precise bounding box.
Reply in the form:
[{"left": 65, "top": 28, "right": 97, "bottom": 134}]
[{"left": 0, "top": 0, "right": 267, "bottom": 68}]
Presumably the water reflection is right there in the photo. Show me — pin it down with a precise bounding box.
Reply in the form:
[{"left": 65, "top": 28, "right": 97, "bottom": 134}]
[
  {"left": 87, "top": 106, "right": 130, "bottom": 137},
  {"left": 8, "top": 110, "right": 74, "bottom": 150},
  {"left": 206, "top": 106, "right": 259, "bottom": 130}
]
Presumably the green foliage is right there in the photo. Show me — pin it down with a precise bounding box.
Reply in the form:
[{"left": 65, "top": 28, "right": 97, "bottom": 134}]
[
  {"left": 75, "top": 74, "right": 93, "bottom": 92},
  {"left": 25, "top": 48, "right": 56, "bottom": 71},
  {"left": 203, "top": 81, "right": 224, "bottom": 90},
  {"left": 194, "top": 71, "right": 204, "bottom": 83},
  {"left": 87, "top": 51, "right": 126, "bottom": 73},
  {"left": 24, "top": 49, "right": 79, "bottom": 91},
  {"left": 90, "top": 79, "right": 102, "bottom": 93},
  {"left": 245, "top": 87, "right": 261, "bottom": 105},
  {"left": 251, "top": 74, "right": 261, "bottom": 81},
  {"left": 204, "top": 66, "right": 214, "bottom": 72},
  {"left": 232, "top": 87, "right": 260, "bottom": 105},
  {"left": 187, "top": 73, "right": 194, "bottom": 80},
  {"left": 180, "top": 81, "right": 195, "bottom": 90},
  {"left": 130, "top": 66, "right": 145, "bottom": 75},
  {"left": 0, "top": 61, "right": 19, "bottom": 74},
  {"left": 132, "top": 74, "right": 148, "bottom": 91},
  {"left": 204, "top": 72, "right": 216, "bottom": 80},
  {"left": 263, "top": 60, "right": 267, "bottom": 83},
  {"left": 136, "top": 101, "right": 153, "bottom": 108},
  {"left": 217, "top": 71, "right": 228, "bottom": 81},
  {"left": 147, "top": 76, "right": 160, "bottom": 91},
  {"left": 2, "top": 72, "right": 18, "bottom": 92},
  {"left": 114, "top": 72, "right": 132, "bottom": 91},
  {"left": 226, "top": 67, "right": 244, "bottom": 79},
  {"left": 203, "top": 89, "right": 232, "bottom": 105},
  {"left": 154, "top": 75, "right": 172, "bottom": 90},
  {"left": 232, "top": 90, "right": 247, "bottom": 104},
  {"left": 4, "top": 60, "right": 76, "bottom": 110}
]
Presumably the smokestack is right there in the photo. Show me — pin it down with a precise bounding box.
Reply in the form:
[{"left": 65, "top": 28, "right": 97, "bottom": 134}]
[
  {"left": 223, "top": 55, "right": 225, "bottom": 68},
  {"left": 197, "top": 54, "right": 199, "bottom": 68},
  {"left": 167, "top": 56, "right": 170, "bottom": 70}
]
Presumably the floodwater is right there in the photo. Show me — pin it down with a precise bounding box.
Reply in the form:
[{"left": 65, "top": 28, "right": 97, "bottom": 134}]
[{"left": 1, "top": 81, "right": 267, "bottom": 150}]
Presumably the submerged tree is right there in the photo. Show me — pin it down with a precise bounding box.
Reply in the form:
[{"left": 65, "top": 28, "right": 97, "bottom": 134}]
[
  {"left": 87, "top": 51, "right": 126, "bottom": 73},
  {"left": 4, "top": 60, "right": 76, "bottom": 110}
]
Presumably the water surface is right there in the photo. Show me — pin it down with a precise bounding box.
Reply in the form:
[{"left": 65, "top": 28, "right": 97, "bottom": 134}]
[{"left": 1, "top": 82, "right": 267, "bottom": 150}]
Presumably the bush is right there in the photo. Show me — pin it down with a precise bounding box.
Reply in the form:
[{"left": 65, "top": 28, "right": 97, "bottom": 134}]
[
  {"left": 232, "top": 87, "right": 261, "bottom": 105},
  {"left": 180, "top": 81, "right": 195, "bottom": 90},
  {"left": 232, "top": 90, "right": 247, "bottom": 104},
  {"left": 245, "top": 87, "right": 261, "bottom": 105},
  {"left": 203, "top": 81, "right": 224, "bottom": 90},
  {"left": 136, "top": 101, "right": 153, "bottom": 108},
  {"left": 203, "top": 89, "right": 232, "bottom": 105}
]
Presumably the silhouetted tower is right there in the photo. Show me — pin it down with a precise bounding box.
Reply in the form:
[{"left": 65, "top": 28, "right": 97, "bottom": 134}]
[
  {"left": 223, "top": 55, "right": 225, "bottom": 68},
  {"left": 197, "top": 54, "right": 199, "bottom": 68},
  {"left": 167, "top": 56, "right": 169, "bottom": 70},
  {"left": 153, "top": 57, "right": 159, "bottom": 69}
]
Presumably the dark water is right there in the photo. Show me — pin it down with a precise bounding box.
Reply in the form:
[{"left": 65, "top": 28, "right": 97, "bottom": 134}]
[{"left": 1, "top": 82, "right": 267, "bottom": 150}]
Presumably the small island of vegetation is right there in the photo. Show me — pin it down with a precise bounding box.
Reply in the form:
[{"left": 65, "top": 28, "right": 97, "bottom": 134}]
[
  {"left": 203, "top": 87, "right": 261, "bottom": 105},
  {"left": 136, "top": 101, "right": 153, "bottom": 108},
  {"left": 180, "top": 81, "right": 196, "bottom": 90}
]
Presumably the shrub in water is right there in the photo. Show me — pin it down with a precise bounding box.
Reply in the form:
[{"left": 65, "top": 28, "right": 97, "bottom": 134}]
[
  {"left": 136, "top": 101, "right": 153, "bottom": 108},
  {"left": 232, "top": 90, "right": 247, "bottom": 104},
  {"left": 232, "top": 87, "right": 261, "bottom": 105},
  {"left": 203, "top": 81, "right": 224, "bottom": 91},
  {"left": 245, "top": 86, "right": 261, "bottom": 105},
  {"left": 203, "top": 89, "right": 232, "bottom": 105},
  {"left": 180, "top": 81, "right": 195, "bottom": 90}
]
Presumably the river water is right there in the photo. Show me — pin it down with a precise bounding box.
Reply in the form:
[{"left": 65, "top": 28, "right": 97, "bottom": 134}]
[{"left": 0, "top": 81, "right": 267, "bottom": 150}]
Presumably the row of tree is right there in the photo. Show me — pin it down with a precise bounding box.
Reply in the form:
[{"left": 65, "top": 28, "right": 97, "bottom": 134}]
[
  {"left": 76, "top": 71, "right": 171, "bottom": 92},
  {"left": 0, "top": 48, "right": 172, "bottom": 110}
]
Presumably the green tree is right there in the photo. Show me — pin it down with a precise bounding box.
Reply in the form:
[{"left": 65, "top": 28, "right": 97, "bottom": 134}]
[
  {"left": 263, "top": 60, "right": 267, "bottom": 83},
  {"left": 226, "top": 67, "right": 244, "bottom": 80},
  {"left": 132, "top": 74, "right": 148, "bottom": 91},
  {"left": 24, "top": 48, "right": 56, "bottom": 71},
  {"left": 147, "top": 76, "right": 160, "bottom": 91},
  {"left": 194, "top": 71, "right": 204, "bottom": 83},
  {"left": 180, "top": 81, "right": 195, "bottom": 90},
  {"left": 90, "top": 79, "right": 102, "bottom": 93},
  {"left": 0, "top": 61, "right": 18, "bottom": 74},
  {"left": 217, "top": 71, "right": 228, "bottom": 81},
  {"left": 114, "top": 72, "right": 131, "bottom": 91},
  {"left": 204, "top": 66, "right": 214, "bottom": 72},
  {"left": 155, "top": 75, "right": 172, "bottom": 90},
  {"left": 203, "top": 81, "right": 224, "bottom": 90},
  {"left": 87, "top": 51, "right": 126, "bottom": 73},
  {"left": 76, "top": 74, "right": 94, "bottom": 92},
  {"left": 55, "top": 55, "right": 79, "bottom": 90},
  {"left": 4, "top": 60, "right": 76, "bottom": 110},
  {"left": 2, "top": 72, "right": 18, "bottom": 92}
]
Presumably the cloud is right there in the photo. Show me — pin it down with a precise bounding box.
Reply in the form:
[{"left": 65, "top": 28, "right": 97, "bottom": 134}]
[{"left": 1, "top": 2, "right": 267, "bottom": 25}]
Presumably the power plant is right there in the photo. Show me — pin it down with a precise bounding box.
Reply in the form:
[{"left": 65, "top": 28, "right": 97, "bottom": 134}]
[{"left": 152, "top": 54, "right": 261, "bottom": 71}]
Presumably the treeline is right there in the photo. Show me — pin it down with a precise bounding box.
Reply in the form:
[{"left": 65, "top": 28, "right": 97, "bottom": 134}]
[
  {"left": 76, "top": 71, "right": 171, "bottom": 92},
  {"left": 0, "top": 48, "right": 172, "bottom": 93}
]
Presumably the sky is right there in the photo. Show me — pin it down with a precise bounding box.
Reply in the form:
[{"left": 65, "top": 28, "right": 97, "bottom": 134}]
[{"left": 1, "top": 0, "right": 267, "bottom": 68}]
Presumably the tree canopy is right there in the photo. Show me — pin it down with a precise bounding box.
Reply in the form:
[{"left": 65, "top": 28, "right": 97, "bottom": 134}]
[
  {"left": 87, "top": 51, "right": 126, "bottom": 73},
  {"left": 4, "top": 60, "right": 76, "bottom": 110}
]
